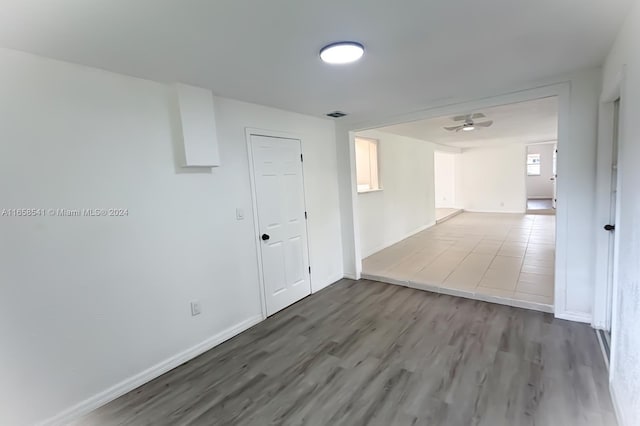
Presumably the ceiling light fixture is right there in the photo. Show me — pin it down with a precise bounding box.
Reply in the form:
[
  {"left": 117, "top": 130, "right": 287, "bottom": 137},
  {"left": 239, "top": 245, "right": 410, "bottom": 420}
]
[
  {"left": 320, "top": 42, "right": 364, "bottom": 64},
  {"left": 462, "top": 124, "right": 475, "bottom": 131}
]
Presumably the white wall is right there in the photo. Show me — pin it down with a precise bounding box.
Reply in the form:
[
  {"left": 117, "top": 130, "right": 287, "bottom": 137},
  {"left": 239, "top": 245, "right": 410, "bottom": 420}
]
[
  {"left": 559, "top": 69, "right": 601, "bottom": 319},
  {"left": 0, "top": 48, "right": 343, "bottom": 425},
  {"left": 356, "top": 130, "right": 435, "bottom": 258},
  {"left": 458, "top": 144, "right": 527, "bottom": 213},
  {"left": 526, "top": 143, "right": 556, "bottom": 199},
  {"left": 434, "top": 151, "right": 459, "bottom": 208},
  {"left": 602, "top": 1, "right": 640, "bottom": 424}
]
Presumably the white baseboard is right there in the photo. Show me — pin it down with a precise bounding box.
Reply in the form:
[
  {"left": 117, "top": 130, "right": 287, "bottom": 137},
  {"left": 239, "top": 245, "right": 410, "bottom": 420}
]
[
  {"left": 595, "top": 329, "right": 610, "bottom": 370},
  {"left": 41, "top": 314, "right": 264, "bottom": 426},
  {"left": 527, "top": 196, "right": 554, "bottom": 200},
  {"left": 436, "top": 209, "right": 463, "bottom": 224},
  {"left": 465, "top": 209, "right": 527, "bottom": 214},
  {"left": 362, "top": 221, "right": 436, "bottom": 258},
  {"left": 343, "top": 273, "right": 357, "bottom": 280},
  {"left": 610, "top": 381, "right": 627, "bottom": 426},
  {"left": 555, "top": 310, "right": 592, "bottom": 323}
]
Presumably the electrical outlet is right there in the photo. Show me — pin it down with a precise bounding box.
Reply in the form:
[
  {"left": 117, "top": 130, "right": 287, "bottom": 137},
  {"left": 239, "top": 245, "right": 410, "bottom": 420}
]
[{"left": 190, "top": 301, "right": 201, "bottom": 316}]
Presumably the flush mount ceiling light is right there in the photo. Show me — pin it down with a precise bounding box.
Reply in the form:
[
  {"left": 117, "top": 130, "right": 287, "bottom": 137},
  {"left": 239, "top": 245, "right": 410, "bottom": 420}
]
[{"left": 320, "top": 42, "right": 364, "bottom": 64}]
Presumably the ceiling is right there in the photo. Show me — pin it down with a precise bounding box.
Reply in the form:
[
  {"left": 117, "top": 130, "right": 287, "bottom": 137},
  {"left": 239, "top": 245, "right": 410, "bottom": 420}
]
[
  {"left": 0, "top": 1, "right": 632, "bottom": 123},
  {"left": 378, "top": 96, "right": 558, "bottom": 148}
]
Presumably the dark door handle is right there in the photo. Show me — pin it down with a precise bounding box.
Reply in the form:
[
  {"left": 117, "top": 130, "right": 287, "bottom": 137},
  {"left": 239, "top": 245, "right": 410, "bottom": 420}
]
[
  {"left": 261, "top": 233, "right": 270, "bottom": 241},
  {"left": 604, "top": 224, "right": 615, "bottom": 231}
]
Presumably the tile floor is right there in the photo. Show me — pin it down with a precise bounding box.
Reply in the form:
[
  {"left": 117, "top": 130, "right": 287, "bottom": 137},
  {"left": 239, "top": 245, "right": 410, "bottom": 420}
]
[{"left": 362, "top": 212, "right": 556, "bottom": 311}]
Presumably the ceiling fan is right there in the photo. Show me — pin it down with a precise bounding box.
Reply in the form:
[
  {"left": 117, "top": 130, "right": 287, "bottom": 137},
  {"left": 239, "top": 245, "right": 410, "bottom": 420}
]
[{"left": 444, "top": 113, "right": 493, "bottom": 132}]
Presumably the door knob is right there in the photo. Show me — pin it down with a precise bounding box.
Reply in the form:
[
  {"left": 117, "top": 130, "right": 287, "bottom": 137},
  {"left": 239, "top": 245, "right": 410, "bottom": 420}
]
[
  {"left": 261, "top": 233, "right": 270, "bottom": 241},
  {"left": 604, "top": 224, "right": 615, "bottom": 231}
]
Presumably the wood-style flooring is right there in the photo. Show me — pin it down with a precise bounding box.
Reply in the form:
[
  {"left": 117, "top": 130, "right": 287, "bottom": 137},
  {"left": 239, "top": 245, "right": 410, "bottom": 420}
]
[{"left": 77, "top": 279, "right": 615, "bottom": 426}]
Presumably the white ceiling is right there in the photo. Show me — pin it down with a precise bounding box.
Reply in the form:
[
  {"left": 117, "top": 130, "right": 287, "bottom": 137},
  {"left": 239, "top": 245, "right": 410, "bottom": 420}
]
[
  {"left": 378, "top": 96, "right": 558, "bottom": 148},
  {"left": 0, "top": 1, "right": 632, "bottom": 123}
]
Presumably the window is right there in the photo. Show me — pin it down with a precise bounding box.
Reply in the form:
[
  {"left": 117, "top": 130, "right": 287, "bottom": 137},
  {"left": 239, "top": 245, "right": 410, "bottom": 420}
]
[
  {"left": 355, "top": 137, "right": 381, "bottom": 192},
  {"left": 527, "top": 153, "right": 541, "bottom": 176}
]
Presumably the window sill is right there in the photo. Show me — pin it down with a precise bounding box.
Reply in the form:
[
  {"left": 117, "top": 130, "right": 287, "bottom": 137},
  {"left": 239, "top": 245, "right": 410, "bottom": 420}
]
[{"left": 357, "top": 188, "right": 384, "bottom": 194}]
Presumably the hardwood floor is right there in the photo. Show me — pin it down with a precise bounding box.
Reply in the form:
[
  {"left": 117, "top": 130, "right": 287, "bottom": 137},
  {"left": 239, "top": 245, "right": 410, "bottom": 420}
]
[{"left": 77, "top": 279, "right": 615, "bottom": 426}]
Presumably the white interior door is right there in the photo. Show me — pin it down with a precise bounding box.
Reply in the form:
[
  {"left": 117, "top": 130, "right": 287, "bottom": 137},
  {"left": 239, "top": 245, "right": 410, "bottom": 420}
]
[
  {"left": 250, "top": 134, "right": 311, "bottom": 316},
  {"left": 604, "top": 99, "right": 621, "bottom": 331},
  {"left": 552, "top": 145, "right": 557, "bottom": 209}
]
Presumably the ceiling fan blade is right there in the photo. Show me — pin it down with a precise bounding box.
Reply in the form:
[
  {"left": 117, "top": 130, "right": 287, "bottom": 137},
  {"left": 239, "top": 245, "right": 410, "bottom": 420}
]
[
  {"left": 452, "top": 114, "right": 470, "bottom": 122},
  {"left": 444, "top": 125, "right": 462, "bottom": 131},
  {"left": 475, "top": 120, "right": 493, "bottom": 127},
  {"left": 452, "top": 112, "right": 485, "bottom": 121}
]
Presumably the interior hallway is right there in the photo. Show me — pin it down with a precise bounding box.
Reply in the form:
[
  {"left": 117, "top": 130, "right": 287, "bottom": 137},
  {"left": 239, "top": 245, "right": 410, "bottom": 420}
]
[
  {"left": 78, "top": 279, "right": 614, "bottom": 426},
  {"left": 362, "top": 213, "right": 555, "bottom": 311}
]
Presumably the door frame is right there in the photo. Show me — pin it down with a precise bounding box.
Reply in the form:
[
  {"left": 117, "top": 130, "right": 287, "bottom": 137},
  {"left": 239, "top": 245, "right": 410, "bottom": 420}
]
[
  {"left": 245, "top": 128, "right": 313, "bottom": 319},
  {"left": 593, "top": 68, "right": 625, "bottom": 334},
  {"left": 344, "top": 83, "right": 576, "bottom": 319}
]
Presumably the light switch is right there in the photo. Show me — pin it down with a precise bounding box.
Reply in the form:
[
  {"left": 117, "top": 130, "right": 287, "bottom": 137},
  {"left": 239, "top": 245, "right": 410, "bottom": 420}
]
[{"left": 236, "top": 208, "right": 245, "bottom": 220}]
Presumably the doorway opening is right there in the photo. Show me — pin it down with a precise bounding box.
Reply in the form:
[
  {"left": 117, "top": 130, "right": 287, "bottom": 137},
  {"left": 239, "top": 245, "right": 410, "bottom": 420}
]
[
  {"left": 358, "top": 96, "right": 559, "bottom": 312},
  {"left": 526, "top": 143, "right": 557, "bottom": 215},
  {"left": 434, "top": 151, "right": 463, "bottom": 223}
]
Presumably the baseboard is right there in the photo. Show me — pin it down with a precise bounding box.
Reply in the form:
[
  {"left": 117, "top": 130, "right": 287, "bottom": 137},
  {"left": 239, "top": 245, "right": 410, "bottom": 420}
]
[
  {"left": 610, "top": 381, "right": 627, "bottom": 426},
  {"left": 343, "top": 272, "right": 357, "bottom": 280},
  {"left": 595, "top": 329, "right": 610, "bottom": 370},
  {"left": 527, "top": 196, "right": 554, "bottom": 200},
  {"left": 435, "top": 208, "right": 463, "bottom": 224},
  {"left": 464, "top": 209, "right": 527, "bottom": 214},
  {"left": 362, "top": 221, "right": 436, "bottom": 259},
  {"left": 526, "top": 209, "right": 556, "bottom": 216},
  {"left": 555, "top": 310, "right": 592, "bottom": 323},
  {"left": 41, "top": 314, "right": 264, "bottom": 426}
]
